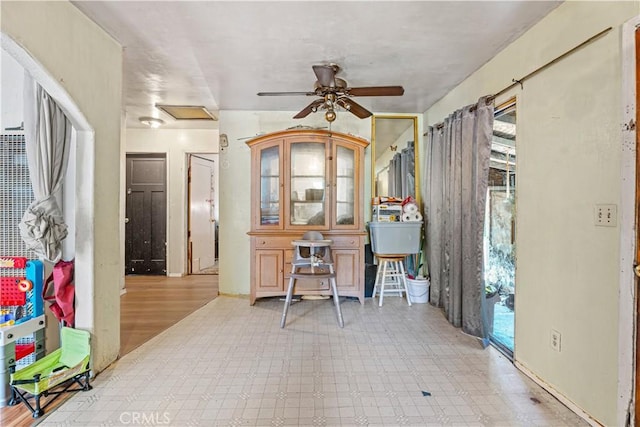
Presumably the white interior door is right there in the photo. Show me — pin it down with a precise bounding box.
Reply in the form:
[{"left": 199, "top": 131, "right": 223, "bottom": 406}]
[{"left": 189, "top": 154, "right": 217, "bottom": 273}]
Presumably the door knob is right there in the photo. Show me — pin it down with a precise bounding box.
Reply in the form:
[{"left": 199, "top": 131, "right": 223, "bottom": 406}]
[
  {"left": 124, "top": 218, "right": 129, "bottom": 224},
  {"left": 634, "top": 264, "right": 640, "bottom": 278}
]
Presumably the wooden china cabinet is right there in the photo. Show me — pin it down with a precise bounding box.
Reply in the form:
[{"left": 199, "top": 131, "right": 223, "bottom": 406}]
[{"left": 246, "top": 129, "right": 369, "bottom": 305}]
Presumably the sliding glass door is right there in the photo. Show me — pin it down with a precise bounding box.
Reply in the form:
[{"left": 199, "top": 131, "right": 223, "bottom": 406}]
[{"left": 484, "top": 100, "right": 516, "bottom": 356}]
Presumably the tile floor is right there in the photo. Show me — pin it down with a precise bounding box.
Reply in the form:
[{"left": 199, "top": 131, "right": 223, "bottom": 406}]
[{"left": 39, "top": 296, "right": 587, "bottom": 426}]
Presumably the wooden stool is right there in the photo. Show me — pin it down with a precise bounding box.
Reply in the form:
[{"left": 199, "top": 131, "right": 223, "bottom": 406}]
[{"left": 372, "top": 254, "right": 412, "bottom": 307}]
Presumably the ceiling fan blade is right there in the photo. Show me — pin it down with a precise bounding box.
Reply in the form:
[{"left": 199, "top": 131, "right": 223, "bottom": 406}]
[
  {"left": 337, "top": 98, "right": 372, "bottom": 119},
  {"left": 257, "top": 91, "right": 315, "bottom": 96},
  {"left": 347, "top": 86, "right": 405, "bottom": 97},
  {"left": 312, "top": 64, "right": 338, "bottom": 88},
  {"left": 293, "top": 99, "right": 324, "bottom": 119}
]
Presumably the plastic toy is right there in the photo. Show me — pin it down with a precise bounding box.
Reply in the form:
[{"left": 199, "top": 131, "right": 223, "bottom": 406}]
[{"left": 0, "top": 259, "right": 46, "bottom": 407}]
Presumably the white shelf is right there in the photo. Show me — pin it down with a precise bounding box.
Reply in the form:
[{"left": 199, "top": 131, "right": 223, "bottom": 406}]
[{"left": 0, "top": 315, "right": 45, "bottom": 346}]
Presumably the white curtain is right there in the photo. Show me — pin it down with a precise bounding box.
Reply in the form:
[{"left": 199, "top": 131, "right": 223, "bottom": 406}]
[
  {"left": 19, "top": 72, "right": 72, "bottom": 263},
  {"left": 424, "top": 96, "right": 494, "bottom": 343}
]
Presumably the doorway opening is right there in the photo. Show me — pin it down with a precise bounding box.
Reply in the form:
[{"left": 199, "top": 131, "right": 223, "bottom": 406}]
[
  {"left": 188, "top": 153, "right": 219, "bottom": 275},
  {"left": 121, "top": 153, "right": 219, "bottom": 356},
  {"left": 484, "top": 99, "right": 516, "bottom": 357}
]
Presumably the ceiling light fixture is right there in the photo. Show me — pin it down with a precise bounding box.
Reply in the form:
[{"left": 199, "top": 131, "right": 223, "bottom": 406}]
[
  {"left": 139, "top": 117, "right": 164, "bottom": 128},
  {"left": 325, "top": 110, "right": 337, "bottom": 123},
  {"left": 321, "top": 94, "right": 338, "bottom": 122}
]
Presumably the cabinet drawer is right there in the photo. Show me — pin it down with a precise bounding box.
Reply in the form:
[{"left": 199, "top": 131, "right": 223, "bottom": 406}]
[
  {"left": 328, "top": 235, "right": 361, "bottom": 249},
  {"left": 254, "top": 236, "right": 292, "bottom": 248}
]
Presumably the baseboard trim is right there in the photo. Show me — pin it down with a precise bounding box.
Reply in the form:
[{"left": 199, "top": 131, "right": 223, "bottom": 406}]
[
  {"left": 514, "top": 360, "right": 601, "bottom": 426},
  {"left": 218, "top": 292, "right": 249, "bottom": 299},
  {"left": 167, "top": 273, "right": 184, "bottom": 278}
]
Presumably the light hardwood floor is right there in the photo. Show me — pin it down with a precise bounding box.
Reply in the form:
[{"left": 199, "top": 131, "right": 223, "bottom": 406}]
[
  {"left": 120, "top": 274, "right": 219, "bottom": 356},
  {"left": 1, "top": 274, "right": 218, "bottom": 427}
]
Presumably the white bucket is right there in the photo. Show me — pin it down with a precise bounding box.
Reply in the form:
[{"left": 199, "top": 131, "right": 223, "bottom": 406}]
[{"left": 406, "top": 278, "right": 429, "bottom": 303}]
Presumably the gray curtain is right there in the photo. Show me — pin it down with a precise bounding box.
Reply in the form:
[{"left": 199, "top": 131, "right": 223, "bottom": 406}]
[
  {"left": 19, "top": 72, "right": 72, "bottom": 263},
  {"left": 424, "top": 96, "right": 494, "bottom": 342}
]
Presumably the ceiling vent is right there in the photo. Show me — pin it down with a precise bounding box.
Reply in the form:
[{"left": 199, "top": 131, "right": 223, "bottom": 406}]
[{"left": 156, "top": 105, "right": 217, "bottom": 121}]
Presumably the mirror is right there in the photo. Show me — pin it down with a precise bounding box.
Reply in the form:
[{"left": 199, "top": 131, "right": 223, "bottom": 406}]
[{"left": 371, "top": 115, "right": 419, "bottom": 207}]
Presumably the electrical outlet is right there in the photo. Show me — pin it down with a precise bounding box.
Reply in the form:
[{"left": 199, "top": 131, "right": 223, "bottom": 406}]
[
  {"left": 595, "top": 204, "right": 617, "bottom": 227},
  {"left": 551, "top": 329, "right": 561, "bottom": 352}
]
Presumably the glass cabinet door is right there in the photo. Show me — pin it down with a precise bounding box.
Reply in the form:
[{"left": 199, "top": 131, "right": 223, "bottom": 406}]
[
  {"left": 259, "top": 145, "right": 280, "bottom": 226},
  {"left": 289, "top": 141, "right": 327, "bottom": 228},
  {"left": 334, "top": 144, "right": 356, "bottom": 227}
]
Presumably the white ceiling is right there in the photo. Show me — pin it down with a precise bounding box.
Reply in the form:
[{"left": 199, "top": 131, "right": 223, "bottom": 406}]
[{"left": 71, "top": 1, "right": 562, "bottom": 129}]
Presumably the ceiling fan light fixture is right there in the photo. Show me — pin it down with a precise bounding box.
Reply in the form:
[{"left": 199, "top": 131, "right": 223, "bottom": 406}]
[
  {"left": 139, "top": 116, "right": 164, "bottom": 128},
  {"left": 260, "top": 63, "right": 401, "bottom": 122},
  {"left": 325, "top": 110, "right": 337, "bottom": 122}
]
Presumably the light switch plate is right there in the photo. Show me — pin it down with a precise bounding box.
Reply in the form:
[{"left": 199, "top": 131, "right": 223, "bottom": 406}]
[{"left": 595, "top": 204, "right": 617, "bottom": 227}]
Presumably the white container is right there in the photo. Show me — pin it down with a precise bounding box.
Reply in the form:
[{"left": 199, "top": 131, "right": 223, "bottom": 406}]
[
  {"left": 369, "top": 221, "right": 422, "bottom": 254},
  {"left": 406, "top": 278, "right": 429, "bottom": 303}
]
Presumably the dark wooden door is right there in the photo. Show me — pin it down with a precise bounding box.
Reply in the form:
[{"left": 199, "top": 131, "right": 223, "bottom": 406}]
[{"left": 125, "top": 154, "right": 167, "bottom": 275}]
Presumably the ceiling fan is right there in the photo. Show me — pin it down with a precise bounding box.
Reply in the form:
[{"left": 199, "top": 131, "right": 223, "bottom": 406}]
[{"left": 257, "top": 64, "right": 404, "bottom": 122}]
